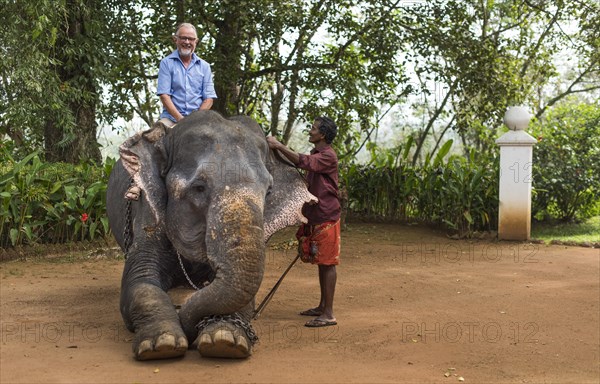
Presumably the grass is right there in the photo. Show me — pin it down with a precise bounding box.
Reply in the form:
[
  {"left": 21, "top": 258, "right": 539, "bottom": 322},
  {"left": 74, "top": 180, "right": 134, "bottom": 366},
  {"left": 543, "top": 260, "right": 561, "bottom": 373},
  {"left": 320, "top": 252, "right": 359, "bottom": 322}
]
[
  {"left": 0, "top": 238, "right": 122, "bottom": 263},
  {"left": 4, "top": 268, "right": 25, "bottom": 277},
  {"left": 532, "top": 216, "right": 600, "bottom": 245}
]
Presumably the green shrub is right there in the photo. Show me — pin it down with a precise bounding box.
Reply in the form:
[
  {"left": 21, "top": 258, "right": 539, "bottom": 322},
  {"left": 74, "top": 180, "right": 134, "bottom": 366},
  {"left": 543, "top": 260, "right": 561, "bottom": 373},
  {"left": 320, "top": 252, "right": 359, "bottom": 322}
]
[
  {"left": 531, "top": 101, "right": 600, "bottom": 221},
  {"left": 417, "top": 150, "right": 499, "bottom": 233},
  {"left": 343, "top": 139, "right": 499, "bottom": 233},
  {"left": 0, "top": 146, "right": 115, "bottom": 247}
]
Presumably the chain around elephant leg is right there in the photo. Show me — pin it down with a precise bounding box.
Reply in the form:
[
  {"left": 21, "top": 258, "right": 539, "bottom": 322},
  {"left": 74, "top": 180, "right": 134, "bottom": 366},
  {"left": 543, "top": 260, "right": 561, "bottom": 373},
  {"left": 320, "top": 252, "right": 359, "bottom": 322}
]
[{"left": 193, "top": 314, "right": 258, "bottom": 358}]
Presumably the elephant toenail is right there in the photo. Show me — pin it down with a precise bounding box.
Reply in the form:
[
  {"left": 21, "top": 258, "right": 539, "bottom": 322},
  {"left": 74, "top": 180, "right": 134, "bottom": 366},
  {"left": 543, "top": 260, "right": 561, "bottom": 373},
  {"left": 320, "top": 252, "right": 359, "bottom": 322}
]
[
  {"left": 236, "top": 335, "right": 249, "bottom": 351},
  {"left": 214, "top": 329, "right": 235, "bottom": 345},
  {"left": 198, "top": 332, "right": 213, "bottom": 346},
  {"left": 136, "top": 339, "right": 153, "bottom": 356},
  {"left": 155, "top": 334, "right": 175, "bottom": 350}
]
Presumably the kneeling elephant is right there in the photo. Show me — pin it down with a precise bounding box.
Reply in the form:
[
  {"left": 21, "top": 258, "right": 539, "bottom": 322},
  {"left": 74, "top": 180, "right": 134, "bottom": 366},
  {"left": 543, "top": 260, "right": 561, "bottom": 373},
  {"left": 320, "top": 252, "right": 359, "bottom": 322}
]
[{"left": 106, "top": 111, "right": 315, "bottom": 360}]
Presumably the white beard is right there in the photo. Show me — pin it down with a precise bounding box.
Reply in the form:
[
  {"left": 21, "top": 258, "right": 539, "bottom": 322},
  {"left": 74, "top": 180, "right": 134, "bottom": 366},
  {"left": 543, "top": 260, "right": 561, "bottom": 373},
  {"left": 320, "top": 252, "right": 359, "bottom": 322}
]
[{"left": 179, "top": 48, "right": 193, "bottom": 58}]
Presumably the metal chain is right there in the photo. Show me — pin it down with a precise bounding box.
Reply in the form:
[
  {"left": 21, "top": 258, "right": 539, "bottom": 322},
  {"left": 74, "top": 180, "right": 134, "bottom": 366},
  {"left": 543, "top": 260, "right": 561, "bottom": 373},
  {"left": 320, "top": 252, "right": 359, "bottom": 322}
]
[
  {"left": 177, "top": 251, "right": 202, "bottom": 291},
  {"left": 195, "top": 314, "right": 259, "bottom": 344},
  {"left": 122, "top": 193, "right": 133, "bottom": 259},
  {"left": 120, "top": 176, "right": 201, "bottom": 288}
]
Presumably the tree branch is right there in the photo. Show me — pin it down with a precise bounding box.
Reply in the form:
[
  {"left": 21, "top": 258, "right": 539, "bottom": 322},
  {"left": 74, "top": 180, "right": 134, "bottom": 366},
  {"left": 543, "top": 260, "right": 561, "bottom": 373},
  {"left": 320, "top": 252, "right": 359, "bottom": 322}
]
[
  {"left": 535, "top": 58, "right": 600, "bottom": 119},
  {"left": 412, "top": 78, "right": 458, "bottom": 166},
  {"left": 520, "top": 5, "right": 561, "bottom": 78}
]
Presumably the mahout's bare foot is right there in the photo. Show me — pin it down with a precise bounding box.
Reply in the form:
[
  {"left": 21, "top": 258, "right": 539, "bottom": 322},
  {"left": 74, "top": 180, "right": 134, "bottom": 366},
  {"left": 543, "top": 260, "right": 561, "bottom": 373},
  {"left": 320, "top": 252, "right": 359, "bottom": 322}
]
[{"left": 299, "top": 307, "right": 323, "bottom": 316}]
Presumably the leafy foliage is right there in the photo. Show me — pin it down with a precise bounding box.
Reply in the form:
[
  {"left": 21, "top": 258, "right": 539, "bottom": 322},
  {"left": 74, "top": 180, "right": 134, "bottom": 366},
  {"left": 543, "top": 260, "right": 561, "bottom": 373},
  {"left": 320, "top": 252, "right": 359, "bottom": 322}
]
[
  {"left": 98, "top": 0, "right": 411, "bottom": 150},
  {"left": 343, "top": 139, "right": 499, "bottom": 233},
  {"left": 2, "top": 0, "right": 599, "bottom": 166},
  {"left": 1, "top": 0, "right": 111, "bottom": 163},
  {"left": 0, "top": 145, "right": 114, "bottom": 247},
  {"left": 531, "top": 100, "right": 600, "bottom": 221}
]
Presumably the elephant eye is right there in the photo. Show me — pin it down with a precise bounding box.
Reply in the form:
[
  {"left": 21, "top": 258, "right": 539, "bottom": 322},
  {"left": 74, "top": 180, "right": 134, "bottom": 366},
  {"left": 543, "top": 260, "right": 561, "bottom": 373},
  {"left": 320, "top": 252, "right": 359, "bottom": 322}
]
[
  {"left": 191, "top": 180, "right": 207, "bottom": 194},
  {"left": 195, "top": 185, "right": 206, "bottom": 193}
]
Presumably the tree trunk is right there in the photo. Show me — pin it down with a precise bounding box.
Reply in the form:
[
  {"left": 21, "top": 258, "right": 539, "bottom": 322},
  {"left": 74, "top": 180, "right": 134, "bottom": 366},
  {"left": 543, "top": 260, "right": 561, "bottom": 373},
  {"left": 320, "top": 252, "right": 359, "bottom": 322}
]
[
  {"left": 44, "top": 0, "right": 102, "bottom": 164},
  {"left": 212, "top": 8, "right": 243, "bottom": 116},
  {"left": 270, "top": 76, "right": 284, "bottom": 136}
]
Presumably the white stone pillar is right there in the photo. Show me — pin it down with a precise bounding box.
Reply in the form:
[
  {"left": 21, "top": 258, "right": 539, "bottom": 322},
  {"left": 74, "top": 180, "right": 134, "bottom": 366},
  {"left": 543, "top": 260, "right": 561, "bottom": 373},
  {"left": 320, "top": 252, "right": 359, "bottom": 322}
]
[{"left": 496, "top": 106, "right": 537, "bottom": 241}]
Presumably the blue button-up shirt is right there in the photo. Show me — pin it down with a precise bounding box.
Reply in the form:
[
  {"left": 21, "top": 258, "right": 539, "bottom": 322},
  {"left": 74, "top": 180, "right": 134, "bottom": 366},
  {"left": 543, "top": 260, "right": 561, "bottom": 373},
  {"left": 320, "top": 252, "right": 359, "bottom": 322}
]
[{"left": 157, "top": 51, "right": 218, "bottom": 122}]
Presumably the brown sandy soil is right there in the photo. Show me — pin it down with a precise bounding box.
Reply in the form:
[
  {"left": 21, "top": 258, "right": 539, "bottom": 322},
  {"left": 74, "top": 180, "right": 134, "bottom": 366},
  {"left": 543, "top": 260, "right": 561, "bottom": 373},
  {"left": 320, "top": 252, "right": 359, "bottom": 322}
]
[{"left": 1, "top": 222, "right": 599, "bottom": 384}]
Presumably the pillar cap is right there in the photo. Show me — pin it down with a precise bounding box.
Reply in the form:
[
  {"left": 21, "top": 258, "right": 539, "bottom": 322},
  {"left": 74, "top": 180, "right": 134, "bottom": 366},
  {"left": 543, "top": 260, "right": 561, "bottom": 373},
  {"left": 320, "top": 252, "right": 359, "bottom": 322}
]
[
  {"left": 496, "top": 130, "right": 537, "bottom": 146},
  {"left": 504, "top": 106, "right": 531, "bottom": 131}
]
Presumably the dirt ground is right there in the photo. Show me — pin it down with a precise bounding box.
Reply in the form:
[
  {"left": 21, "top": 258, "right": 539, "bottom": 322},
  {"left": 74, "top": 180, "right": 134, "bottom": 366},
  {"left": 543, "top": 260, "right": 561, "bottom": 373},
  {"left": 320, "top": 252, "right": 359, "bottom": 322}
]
[{"left": 1, "top": 222, "right": 598, "bottom": 384}]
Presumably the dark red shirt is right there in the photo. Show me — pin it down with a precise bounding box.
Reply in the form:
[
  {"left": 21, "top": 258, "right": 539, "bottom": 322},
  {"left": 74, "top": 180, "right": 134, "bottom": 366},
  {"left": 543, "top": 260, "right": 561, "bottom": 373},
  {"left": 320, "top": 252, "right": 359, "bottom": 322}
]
[{"left": 297, "top": 145, "right": 341, "bottom": 225}]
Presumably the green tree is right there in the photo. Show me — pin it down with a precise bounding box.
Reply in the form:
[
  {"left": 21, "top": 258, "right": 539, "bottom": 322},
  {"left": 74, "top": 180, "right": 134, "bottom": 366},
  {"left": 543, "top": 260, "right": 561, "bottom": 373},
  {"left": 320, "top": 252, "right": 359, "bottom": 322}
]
[
  {"left": 1, "top": 0, "right": 110, "bottom": 163},
  {"left": 397, "top": 0, "right": 600, "bottom": 164},
  {"left": 2, "top": 0, "right": 599, "bottom": 169},
  {"left": 100, "top": 0, "right": 411, "bottom": 160}
]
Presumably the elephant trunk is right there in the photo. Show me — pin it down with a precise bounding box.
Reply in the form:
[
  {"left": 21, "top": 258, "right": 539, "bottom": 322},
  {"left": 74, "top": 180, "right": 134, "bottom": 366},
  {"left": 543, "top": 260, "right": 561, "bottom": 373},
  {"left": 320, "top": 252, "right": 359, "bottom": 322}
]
[{"left": 179, "top": 189, "right": 265, "bottom": 339}]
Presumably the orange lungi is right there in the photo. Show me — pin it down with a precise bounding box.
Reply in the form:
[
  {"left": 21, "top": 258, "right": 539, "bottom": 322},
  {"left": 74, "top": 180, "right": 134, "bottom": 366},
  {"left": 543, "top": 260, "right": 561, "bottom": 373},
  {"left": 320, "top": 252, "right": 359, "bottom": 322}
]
[{"left": 295, "top": 220, "right": 341, "bottom": 266}]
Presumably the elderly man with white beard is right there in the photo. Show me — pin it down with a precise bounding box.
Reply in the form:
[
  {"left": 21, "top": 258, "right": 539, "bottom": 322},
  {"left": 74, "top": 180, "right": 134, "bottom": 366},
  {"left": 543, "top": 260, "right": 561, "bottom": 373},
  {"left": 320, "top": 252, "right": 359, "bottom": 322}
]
[
  {"left": 124, "top": 22, "right": 217, "bottom": 201},
  {"left": 156, "top": 22, "right": 217, "bottom": 127}
]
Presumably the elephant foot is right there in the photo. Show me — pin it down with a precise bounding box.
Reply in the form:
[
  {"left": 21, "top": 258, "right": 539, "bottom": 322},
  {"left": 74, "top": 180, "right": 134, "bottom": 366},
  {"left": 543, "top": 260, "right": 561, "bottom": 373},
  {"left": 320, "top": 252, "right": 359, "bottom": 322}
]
[
  {"left": 134, "top": 331, "right": 188, "bottom": 361},
  {"left": 192, "top": 315, "right": 258, "bottom": 359}
]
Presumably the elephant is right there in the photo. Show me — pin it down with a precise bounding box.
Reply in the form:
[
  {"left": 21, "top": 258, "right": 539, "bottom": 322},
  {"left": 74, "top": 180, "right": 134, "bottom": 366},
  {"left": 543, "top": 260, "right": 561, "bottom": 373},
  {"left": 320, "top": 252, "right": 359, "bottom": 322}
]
[{"left": 106, "top": 110, "right": 316, "bottom": 360}]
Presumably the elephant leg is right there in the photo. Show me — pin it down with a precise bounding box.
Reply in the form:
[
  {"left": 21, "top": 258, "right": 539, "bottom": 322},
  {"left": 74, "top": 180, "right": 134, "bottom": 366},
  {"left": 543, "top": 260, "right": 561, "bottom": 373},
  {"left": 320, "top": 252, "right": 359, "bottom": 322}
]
[
  {"left": 120, "top": 255, "right": 188, "bottom": 360},
  {"left": 193, "top": 300, "right": 257, "bottom": 359}
]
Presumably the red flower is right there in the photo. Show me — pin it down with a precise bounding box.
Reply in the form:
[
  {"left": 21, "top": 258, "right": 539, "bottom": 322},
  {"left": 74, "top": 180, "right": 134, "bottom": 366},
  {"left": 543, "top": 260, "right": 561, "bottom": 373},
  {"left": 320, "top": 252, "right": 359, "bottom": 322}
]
[{"left": 81, "top": 213, "right": 89, "bottom": 223}]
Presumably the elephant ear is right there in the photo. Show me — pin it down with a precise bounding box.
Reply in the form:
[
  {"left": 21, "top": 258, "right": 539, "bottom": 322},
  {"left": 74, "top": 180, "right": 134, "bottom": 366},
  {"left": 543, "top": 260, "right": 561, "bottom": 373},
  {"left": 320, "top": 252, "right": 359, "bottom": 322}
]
[
  {"left": 119, "top": 121, "right": 172, "bottom": 226},
  {"left": 263, "top": 150, "right": 318, "bottom": 242}
]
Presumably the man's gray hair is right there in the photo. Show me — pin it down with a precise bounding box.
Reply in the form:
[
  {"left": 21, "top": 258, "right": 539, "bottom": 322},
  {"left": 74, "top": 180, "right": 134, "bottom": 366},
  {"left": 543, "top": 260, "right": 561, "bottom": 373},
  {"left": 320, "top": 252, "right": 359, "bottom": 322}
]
[{"left": 175, "top": 22, "right": 197, "bottom": 36}]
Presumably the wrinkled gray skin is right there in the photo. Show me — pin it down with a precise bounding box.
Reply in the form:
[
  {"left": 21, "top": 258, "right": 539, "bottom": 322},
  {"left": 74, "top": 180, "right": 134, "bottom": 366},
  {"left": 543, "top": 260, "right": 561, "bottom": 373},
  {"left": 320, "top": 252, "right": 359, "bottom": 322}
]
[{"left": 106, "top": 111, "right": 316, "bottom": 360}]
